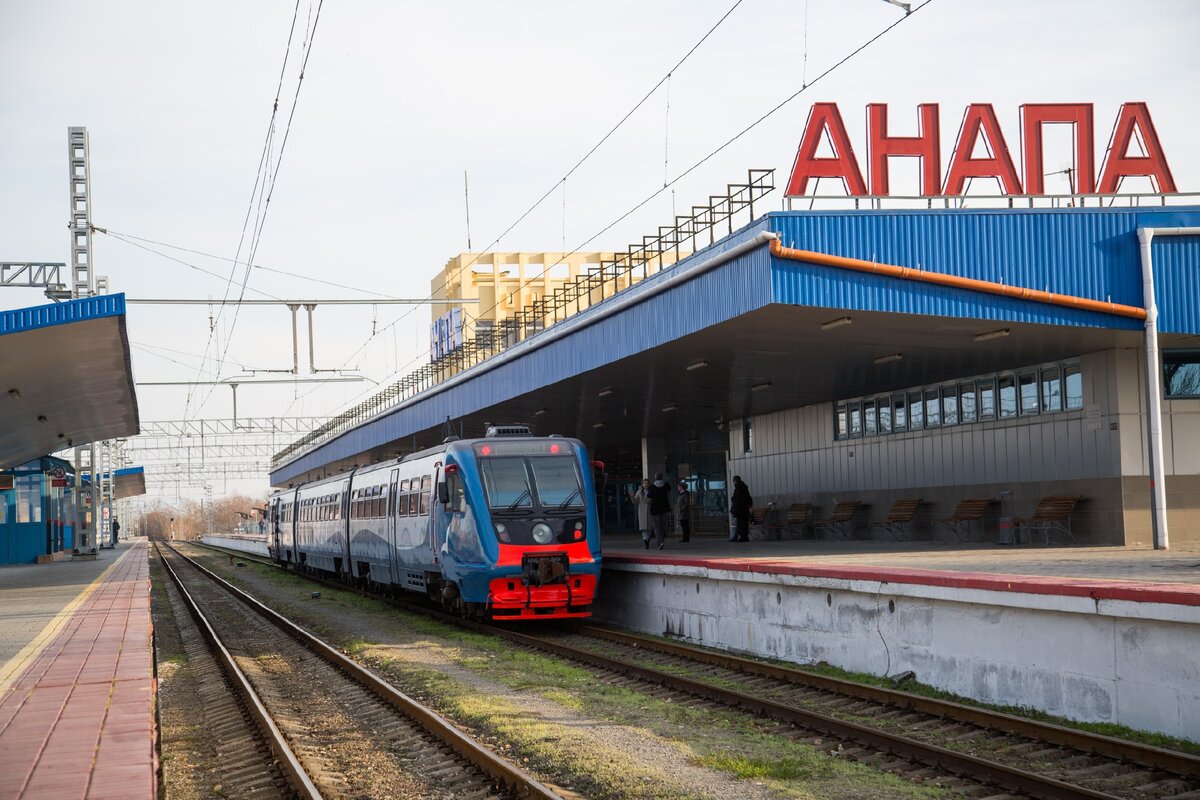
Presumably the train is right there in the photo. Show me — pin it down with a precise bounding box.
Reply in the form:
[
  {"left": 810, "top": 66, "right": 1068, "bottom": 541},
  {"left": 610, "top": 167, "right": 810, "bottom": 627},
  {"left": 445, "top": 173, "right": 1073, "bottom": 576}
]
[{"left": 267, "top": 425, "right": 602, "bottom": 621}]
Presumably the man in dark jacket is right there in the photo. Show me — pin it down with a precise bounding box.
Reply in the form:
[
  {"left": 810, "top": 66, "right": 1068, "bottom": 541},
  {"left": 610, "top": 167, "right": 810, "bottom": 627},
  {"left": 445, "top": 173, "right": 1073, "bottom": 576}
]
[
  {"left": 730, "top": 476, "right": 753, "bottom": 542},
  {"left": 648, "top": 472, "right": 672, "bottom": 550}
]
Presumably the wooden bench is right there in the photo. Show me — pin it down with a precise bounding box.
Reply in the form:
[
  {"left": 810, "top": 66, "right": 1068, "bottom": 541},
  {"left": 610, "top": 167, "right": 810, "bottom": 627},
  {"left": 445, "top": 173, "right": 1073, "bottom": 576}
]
[
  {"left": 936, "top": 498, "right": 992, "bottom": 542},
  {"left": 813, "top": 501, "right": 860, "bottom": 540},
  {"left": 748, "top": 505, "right": 783, "bottom": 540},
  {"left": 783, "top": 503, "right": 814, "bottom": 539},
  {"left": 869, "top": 498, "right": 922, "bottom": 540},
  {"left": 1016, "top": 496, "right": 1083, "bottom": 544}
]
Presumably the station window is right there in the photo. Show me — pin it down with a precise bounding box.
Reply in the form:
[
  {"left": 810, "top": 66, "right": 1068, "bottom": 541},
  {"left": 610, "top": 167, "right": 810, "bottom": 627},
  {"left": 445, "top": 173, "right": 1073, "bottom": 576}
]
[
  {"left": 979, "top": 378, "right": 996, "bottom": 419},
  {"left": 831, "top": 359, "right": 1084, "bottom": 440},
  {"left": 1041, "top": 366, "right": 1062, "bottom": 413},
  {"left": 1163, "top": 350, "right": 1200, "bottom": 398},
  {"left": 941, "top": 386, "right": 959, "bottom": 426},
  {"left": 998, "top": 375, "right": 1017, "bottom": 418},
  {"left": 1064, "top": 364, "right": 1084, "bottom": 408},
  {"left": 924, "top": 389, "right": 941, "bottom": 427},
  {"left": 959, "top": 382, "right": 977, "bottom": 423},
  {"left": 1019, "top": 371, "right": 1039, "bottom": 415},
  {"left": 908, "top": 391, "right": 924, "bottom": 430},
  {"left": 742, "top": 418, "right": 754, "bottom": 453}
]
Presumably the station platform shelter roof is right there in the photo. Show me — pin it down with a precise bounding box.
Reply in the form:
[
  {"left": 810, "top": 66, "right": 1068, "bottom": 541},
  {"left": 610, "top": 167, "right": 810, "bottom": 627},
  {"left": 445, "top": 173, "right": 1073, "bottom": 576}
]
[
  {"left": 0, "top": 294, "right": 140, "bottom": 469},
  {"left": 271, "top": 205, "right": 1200, "bottom": 487}
]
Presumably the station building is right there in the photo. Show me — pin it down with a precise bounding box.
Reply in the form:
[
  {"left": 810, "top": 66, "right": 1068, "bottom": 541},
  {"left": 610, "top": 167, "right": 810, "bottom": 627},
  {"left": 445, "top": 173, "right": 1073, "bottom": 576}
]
[{"left": 271, "top": 197, "right": 1200, "bottom": 547}]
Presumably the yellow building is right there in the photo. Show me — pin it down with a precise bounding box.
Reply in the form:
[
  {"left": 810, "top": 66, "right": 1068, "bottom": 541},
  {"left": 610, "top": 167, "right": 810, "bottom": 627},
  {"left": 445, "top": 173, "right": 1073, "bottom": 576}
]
[{"left": 430, "top": 250, "right": 687, "bottom": 346}]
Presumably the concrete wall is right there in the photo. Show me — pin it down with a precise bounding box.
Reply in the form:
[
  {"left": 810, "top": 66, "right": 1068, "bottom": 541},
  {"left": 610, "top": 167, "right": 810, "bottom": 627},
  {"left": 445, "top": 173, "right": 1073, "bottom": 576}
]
[
  {"left": 727, "top": 348, "right": 1200, "bottom": 545},
  {"left": 596, "top": 562, "right": 1200, "bottom": 740},
  {"left": 201, "top": 535, "right": 270, "bottom": 557}
]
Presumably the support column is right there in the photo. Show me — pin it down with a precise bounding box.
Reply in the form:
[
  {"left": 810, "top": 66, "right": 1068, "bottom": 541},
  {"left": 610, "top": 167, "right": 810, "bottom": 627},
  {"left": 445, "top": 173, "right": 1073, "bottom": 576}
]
[{"left": 640, "top": 436, "right": 668, "bottom": 481}]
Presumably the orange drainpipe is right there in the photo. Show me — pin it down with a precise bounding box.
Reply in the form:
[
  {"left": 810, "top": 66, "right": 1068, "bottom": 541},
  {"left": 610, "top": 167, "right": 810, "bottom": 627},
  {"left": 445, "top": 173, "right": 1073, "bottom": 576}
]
[{"left": 768, "top": 238, "right": 1147, "bottom": 321}]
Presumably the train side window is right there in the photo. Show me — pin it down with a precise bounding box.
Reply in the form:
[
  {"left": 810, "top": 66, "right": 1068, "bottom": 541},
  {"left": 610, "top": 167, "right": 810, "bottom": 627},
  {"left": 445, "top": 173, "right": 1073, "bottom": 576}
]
[
  {"left": 446, "top": 471, "right": 466, "bottom": 513},
  {"left": 420, "top": 475, "right": 432, "bottom": 515}
]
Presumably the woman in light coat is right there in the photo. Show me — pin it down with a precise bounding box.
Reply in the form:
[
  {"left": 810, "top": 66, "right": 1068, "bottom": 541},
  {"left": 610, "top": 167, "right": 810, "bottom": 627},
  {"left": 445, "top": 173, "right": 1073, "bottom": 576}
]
[{"left": 628, "top": 478, "right": 653, "bottom": 549}]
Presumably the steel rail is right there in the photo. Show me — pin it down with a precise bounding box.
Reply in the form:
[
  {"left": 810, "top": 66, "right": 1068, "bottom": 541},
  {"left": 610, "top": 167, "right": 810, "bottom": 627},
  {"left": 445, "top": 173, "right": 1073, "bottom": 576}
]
[
  {"left": 153, "top": 543, "right": 322, "bottom": 799},
  {"left": 478, "top": 624, "right": 1124, "bottom": 800},
  {"left": 578, "top": 625, "right": 1200, "bottom": 779},
  {"left": 165, "top": 543, "right": 562, "bottom": 800},
  {"left": 187, "top": 542, "right": 1169, "bottom": 799}
]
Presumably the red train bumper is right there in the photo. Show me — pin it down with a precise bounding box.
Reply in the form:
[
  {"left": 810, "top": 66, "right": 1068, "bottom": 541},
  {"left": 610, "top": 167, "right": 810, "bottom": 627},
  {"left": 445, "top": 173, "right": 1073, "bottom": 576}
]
[{"left": 487, "top": 573, "right": 598, "bottom": 621}]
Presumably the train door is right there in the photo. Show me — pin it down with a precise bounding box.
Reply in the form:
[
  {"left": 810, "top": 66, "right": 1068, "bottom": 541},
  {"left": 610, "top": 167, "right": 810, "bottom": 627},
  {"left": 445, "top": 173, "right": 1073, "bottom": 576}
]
[
  {"left": 387, "top": 469, "right": 399, "bottom": 584},
  {"left": 270, "top": 497, "right": 281, "bottom": 558},
  {"left": 430, "top": 464, "right": 443, "bottom": 563}
]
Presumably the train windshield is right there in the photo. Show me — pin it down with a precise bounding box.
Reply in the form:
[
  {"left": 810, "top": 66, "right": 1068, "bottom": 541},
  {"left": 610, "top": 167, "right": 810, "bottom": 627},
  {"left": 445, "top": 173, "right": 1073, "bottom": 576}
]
[{"left": 478, "top": 455, "right": 584, "bottom": 513}]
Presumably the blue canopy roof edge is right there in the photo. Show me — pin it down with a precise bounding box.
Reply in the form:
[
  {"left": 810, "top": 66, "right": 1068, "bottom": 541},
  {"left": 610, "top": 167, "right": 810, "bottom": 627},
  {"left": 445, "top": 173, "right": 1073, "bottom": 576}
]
[
  {"left": 0, "top": 292, "right": 127, "bottom": 334},
  {"left": 764, "top": 206, "right": 1200, "bottom": 334},
  {"left": 114, "top": 466, "right": 144, "bottom": 477},
  {"left": 271, "top": 206, "right": 1200, "bottom": 486},
  {"left": 271, "top": 218, "right": 778, "bottom": 484}
]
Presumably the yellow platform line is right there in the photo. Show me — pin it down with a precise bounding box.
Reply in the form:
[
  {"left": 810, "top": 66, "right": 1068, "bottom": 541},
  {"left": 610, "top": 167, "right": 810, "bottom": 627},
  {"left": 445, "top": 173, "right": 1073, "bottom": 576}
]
[{"left": 0, "top": 542, "right": 141, "bottom": 695}]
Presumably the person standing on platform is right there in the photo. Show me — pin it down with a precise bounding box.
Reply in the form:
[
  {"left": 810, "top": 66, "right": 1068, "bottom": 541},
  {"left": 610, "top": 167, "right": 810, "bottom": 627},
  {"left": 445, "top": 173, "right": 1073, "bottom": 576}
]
[
  {"left": 648, "top": 472, "right": 671, "bottom": 550},
  {"left": 111, "top": 517, "right": 120, "bottom": 545},
  {"left": 730, "top": 476, "right": 753, "bottom": 542},
  {"left": 629, "top": 478, "right": 654, "bottom": 549},
  {"left": 675, "top": 480, "right": 691, "bottom": 542}
]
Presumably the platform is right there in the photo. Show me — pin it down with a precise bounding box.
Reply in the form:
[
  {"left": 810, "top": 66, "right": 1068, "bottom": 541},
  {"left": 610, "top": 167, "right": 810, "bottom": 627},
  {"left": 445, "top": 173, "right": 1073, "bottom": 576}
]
[
  {"left": 596, "top": 532, "right": 1200, "bottom": 739},
  {"left": 0, "top": 539, "right": 156, "bottom": 799},
  {"left": 602, "top": 531, "right": 1200, "bottom": 599}
]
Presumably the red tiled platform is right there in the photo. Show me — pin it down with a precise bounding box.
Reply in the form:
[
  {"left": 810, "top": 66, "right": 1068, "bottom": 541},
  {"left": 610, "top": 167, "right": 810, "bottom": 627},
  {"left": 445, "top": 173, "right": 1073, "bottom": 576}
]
[{"left": 0, "top": 541, "right": 156, "bottom": 800}]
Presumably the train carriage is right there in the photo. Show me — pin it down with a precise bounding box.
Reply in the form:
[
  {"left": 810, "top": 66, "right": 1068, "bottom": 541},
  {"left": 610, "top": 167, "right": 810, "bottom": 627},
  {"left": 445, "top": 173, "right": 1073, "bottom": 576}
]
[{"left": 267, "top": 426, "right": 602, "bottom": 620}]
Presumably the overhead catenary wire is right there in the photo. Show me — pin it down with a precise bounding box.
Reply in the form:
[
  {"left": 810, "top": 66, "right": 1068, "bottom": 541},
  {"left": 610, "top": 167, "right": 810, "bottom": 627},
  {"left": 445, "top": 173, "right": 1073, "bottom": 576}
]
[
  {"left": 100, "top": 228, "right": 415, "bottom": 300},
  {"left": 277, "top": 0, "right": 750, "bottom": 418},
  {"left": 185, "top": 0, "right": 306, "bottom": 417},
  {"left": 281, "top": 1, "right": 934, "bottom": 424},
  {"left": 190, "top": 0, "right": 327, "bottom": 422}
]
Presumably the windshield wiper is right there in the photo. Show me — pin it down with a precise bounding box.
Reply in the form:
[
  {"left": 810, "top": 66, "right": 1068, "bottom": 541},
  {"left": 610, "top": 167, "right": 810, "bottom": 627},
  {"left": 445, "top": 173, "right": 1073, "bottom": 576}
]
[
  {"left": 505, "top": 488, "right": 532, "bottom": 510},
  {"left": 556, "top": 487, "right": 583, "bottom": 509}
]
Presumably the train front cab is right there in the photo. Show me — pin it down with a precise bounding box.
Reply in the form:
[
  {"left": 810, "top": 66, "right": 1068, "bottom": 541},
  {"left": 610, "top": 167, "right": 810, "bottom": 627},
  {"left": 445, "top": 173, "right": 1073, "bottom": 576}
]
[{"left": 439, "top": 436, "right": 601, "bottom": 621}]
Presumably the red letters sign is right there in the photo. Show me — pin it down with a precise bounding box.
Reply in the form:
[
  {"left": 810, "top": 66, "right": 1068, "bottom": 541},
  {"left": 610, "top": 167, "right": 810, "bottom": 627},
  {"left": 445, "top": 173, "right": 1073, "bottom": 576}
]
[{"left": 786, "top": 102, "right": 1176, "bottom": 198}]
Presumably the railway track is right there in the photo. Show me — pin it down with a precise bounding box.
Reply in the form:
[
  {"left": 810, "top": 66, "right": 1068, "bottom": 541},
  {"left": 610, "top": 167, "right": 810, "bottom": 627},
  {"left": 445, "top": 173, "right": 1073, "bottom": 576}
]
[
  {"left": 156, "top": 542, "right": 562, "bottom": 800},
  {"left": 192, "top": 541, "right": 1200, "bottom": 799}
]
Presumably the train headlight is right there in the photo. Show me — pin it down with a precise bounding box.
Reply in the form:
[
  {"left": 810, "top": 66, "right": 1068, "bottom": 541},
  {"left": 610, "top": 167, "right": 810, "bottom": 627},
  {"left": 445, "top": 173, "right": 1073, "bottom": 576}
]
[
  {"left": 531, "top": 522, "right": 554, "bottom": 544},
  {"left": 495, "top": 523, "right": 511, "bottom": 543}
]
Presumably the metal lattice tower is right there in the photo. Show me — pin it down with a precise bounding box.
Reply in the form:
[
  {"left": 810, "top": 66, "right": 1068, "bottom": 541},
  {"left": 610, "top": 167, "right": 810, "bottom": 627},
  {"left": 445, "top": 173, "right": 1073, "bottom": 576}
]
[{"left": 67, "top": 127, "right": 94, "bottom": 299}]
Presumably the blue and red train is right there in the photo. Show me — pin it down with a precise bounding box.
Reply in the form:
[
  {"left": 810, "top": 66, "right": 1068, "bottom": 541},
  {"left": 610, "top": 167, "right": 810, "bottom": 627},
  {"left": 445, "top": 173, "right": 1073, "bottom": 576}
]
[{"left": 267, "top": 426, "right": 602, "bottom": 620}]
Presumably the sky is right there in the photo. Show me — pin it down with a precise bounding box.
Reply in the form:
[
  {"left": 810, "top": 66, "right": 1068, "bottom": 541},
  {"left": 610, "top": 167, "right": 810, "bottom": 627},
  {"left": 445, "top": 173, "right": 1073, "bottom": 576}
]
[{"left": 2, "top": 0, "right": 1198, "bottom": 506}]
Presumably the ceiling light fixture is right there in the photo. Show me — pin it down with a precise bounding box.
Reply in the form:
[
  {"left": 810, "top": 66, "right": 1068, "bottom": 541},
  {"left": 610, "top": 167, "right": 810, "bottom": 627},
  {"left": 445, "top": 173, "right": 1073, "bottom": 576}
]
[
  {"left": 662, "top": 403, "right": 677, "bottom": 412},
  {"left": 598, "top": 388, "right": 614, "bottom": 397},
  {"left": 533, "top": 408, "right": 547, "bottom": 416},
  {"left": 686, "top": 360, "right": 708, "bottom": 371},
  {"left": 592, "top": 421, "right": 605, "bottom": 429},
  {"left": 821, "top": 316, "right": 853, "bottom": 330},
  {"left": 973, "top": 328, "right": 1011, "bottom": 342},
  {"left": 873, "top": 353, "right": 903, "bottom": 365},
  {"left": 751, "top": 382, "right": 773, "bottom": 393}
]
